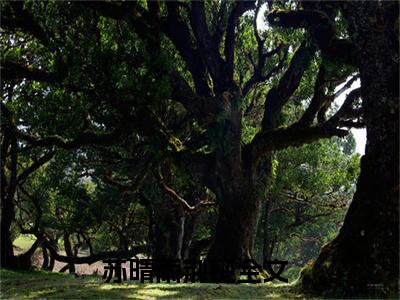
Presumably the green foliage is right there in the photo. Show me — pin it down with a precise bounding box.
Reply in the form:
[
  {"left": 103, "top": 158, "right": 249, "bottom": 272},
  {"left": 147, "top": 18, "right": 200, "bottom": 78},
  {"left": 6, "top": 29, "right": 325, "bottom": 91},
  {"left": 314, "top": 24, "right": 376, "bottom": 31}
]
[{"left": 254, "top": 134, "right": 360, "bottom": 282}]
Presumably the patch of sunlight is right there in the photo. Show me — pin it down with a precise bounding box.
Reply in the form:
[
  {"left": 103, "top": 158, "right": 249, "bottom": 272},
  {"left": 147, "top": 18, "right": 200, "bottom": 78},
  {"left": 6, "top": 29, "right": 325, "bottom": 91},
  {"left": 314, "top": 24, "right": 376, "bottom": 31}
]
[
  {"left": 98, "top": 283, "right": 140, "bottom": 290},
  {"left": 26, "top": 287, "right": 58, "bottom": 298},
  {"left": 13, "top": 234, "right": 36, "bottom": 251},
  {"left": 137, "top": 287, "right": 179, "bottom": 298},
  {"left": 142, "top": 283, "right": 200, "bottom": 289},
  {"left": 271, "top": 283, "right": 293, "bottom": 288},
  {"left": 268, "top": 293, "right": 284, "bottom": 298},
  {"left": 98, "top": 284, "right": 179, "bottom": 299}
]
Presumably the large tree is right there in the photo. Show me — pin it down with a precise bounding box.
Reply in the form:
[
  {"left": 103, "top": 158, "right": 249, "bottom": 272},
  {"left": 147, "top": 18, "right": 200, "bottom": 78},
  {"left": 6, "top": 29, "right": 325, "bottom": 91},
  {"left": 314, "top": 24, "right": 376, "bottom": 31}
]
[
  {"left": 1, "top": 1, "right": 364, "bottom": 279},
  {"left": 267, "top": 1, "right": 399, "bottom": 296}
]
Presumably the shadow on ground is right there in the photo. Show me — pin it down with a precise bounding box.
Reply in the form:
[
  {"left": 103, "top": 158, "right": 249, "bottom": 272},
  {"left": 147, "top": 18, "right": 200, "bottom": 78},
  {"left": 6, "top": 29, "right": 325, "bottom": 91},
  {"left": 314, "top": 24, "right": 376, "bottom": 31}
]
[{"left": 0, "top": 268, "right": 314, "bottom": 299}]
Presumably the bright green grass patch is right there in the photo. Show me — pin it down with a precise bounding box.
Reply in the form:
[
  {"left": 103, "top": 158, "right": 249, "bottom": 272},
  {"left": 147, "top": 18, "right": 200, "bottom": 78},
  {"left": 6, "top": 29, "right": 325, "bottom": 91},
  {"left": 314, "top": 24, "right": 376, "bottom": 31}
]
[
  {"left": 12, "top": 235, "right": 36, "bottom": 252},
  {"left": 13, "top": 234, "right": 67, "bottom": 256},
  {"left": 0, "top": 268, "right": 316, "bottom": 299}
]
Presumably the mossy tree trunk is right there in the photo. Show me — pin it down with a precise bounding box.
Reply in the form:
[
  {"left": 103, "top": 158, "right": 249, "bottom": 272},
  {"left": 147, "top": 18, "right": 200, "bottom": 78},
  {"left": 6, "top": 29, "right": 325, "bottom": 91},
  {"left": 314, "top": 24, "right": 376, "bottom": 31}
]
[
  {"left": 203, "top": 88, "right": 273, "bottom": 281},
  {"left": 302, "top": 2, "right": 399, "bottom": 296}
]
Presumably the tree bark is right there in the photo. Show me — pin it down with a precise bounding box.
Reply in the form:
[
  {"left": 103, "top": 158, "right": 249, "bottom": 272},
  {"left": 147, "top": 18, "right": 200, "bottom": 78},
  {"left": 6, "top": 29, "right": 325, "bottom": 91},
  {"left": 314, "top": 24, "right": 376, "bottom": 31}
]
[
  {"left": 263, "top": 198, "right": 274, "bottom": 266},
  {"left": 0, "top": 128, "right": 17, "bottom": 268},
  {"left": 204, "top": 89, "right": 272, "bottom": 281},
  {"left": 41, "top": 245, "right": 49, "bottom": 270},
  {"left": 204, "top": 164, "right": 271, "bottom": 282},
  {"left": 152, "top": 208, "right": 185, "bottom": 262},
  {"left": 63, "top": 232, "right": 76, "bottom": 274},
  {"left": 302, "top": 2, "right": 399, "bottom": 296}
]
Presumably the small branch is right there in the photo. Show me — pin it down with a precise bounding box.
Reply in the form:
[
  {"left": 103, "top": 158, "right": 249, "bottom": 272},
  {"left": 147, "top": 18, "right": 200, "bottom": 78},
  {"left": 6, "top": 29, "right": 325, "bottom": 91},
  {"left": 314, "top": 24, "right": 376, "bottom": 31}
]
[
  {"left": 14, "top": 128, "right": 122, "bottom": 150},
  {"left": 327, "top": 88, "right": 362, "bottom": 125},
  {"left": 260, "top": 41, "right": 316, "bottom": 132},
  {"left": 156, "top": 171, "right": 215, "bottom": 213},
  {"left": 285, "top": 212, "right": 332, "bottom": 229}
]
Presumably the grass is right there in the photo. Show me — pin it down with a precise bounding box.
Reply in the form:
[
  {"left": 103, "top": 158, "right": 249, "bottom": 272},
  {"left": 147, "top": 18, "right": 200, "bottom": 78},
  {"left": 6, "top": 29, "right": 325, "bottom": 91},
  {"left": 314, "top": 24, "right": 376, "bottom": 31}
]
[
  {"left": 13, "top": 235, "right": 36, "bottom": 252},
  {"left": 0, "top": 268, "right": 316, "bottom": 299},
  {"left": 13, "top": 234, "right": 67, "bottom": 256}
]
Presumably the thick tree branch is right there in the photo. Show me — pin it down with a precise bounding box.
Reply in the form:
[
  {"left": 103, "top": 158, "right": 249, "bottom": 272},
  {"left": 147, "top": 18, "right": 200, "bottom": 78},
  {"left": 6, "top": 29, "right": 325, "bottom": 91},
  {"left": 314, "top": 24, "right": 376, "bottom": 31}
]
[
  {"left": 250, "top": 124, "right": 348, "bottom": 159},
  {"left": 1, "top": 1, "right": 49, "bottom": 46},
  {"left": 170, "top": 73, "right": 218, "bottom": 125},
  {"left": 267, "top": 10, "right": 358, "bottom": 66},
  {"left": 248, "top": 86, "right": 361, "bottom": 160},
  {"left": 212, "top": 1, "right": 228, "bottom": 46},
  {"left": 162, "top": 3, "right": 211, "bottom": 97},
  {"left": 261, "top": 41, "right": 316, "bottom": 132},
  {"left": 334, "top": 75, "right": 359, "bottom": 98},
  {"left": 1, "top": 61, "right": 62, "bottom": 83},
  {"left": 297, "top": 65, "right": 330, "bottom": 127},
  {"left": 224, "top": 1, "right": 256, "bottom": 81},
  {"left": 14, "top": 128, "right": 123, "bottom": 150},
  {"left": 17, "top": 150, "right": 55, "bottom": 184},
  {"left": 189, "top": 1, "right": 226, "bottom": 90}
]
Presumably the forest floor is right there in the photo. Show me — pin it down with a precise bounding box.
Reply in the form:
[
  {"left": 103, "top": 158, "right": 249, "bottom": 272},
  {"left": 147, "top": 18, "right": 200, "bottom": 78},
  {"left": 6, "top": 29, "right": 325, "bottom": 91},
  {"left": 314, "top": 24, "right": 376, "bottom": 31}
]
[
  {"left": 4, "top": 235, "right": 317, "bottom": 299},
  {"left": 13, "top": 235, "right": 105, "bottom": 275},
  {"left": 0, "top": 268, "right": 317, "bottom": 299}
]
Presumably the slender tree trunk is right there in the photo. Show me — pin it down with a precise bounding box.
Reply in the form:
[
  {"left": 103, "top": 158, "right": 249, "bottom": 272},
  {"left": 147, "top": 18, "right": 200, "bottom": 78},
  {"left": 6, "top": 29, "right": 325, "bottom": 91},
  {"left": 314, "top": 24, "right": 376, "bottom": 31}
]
[
  {"left": 302, "top": 2, "right": 399, "bottom": 296},
  {"left": 63, "top": 232, "right": 76, "bottom": 274},
  {"left": 41, "top": 245, "right": 49, "bottom": 270},
  {"left": 48, "top": 254, "right": 55, "bottom": 271},
  {"left": 150, "top": 202, "right": 186, "bottom": 280},
  {"left": 45, "top": 236, "right": 57, "bottom": 271},
  {"left": 181, "top": 213, "right": 200, "bottom": 260},
  {"left": 42, "top": 245, "right": 55, "bottom": 271},
  {"left": 151, "top": 182, "right": 203, "bottom": 264},
  {"left": 263, "top": 198, "right": 274, "bottom": 266}
]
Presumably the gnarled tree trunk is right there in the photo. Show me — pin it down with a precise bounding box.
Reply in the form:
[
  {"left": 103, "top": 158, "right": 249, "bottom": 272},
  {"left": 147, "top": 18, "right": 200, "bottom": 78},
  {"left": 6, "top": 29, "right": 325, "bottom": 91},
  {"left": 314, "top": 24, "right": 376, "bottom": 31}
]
[
  {"left": 204, "top": 88, "right": 273, "bottom": 281},
  {"left": 302, "top": 2, "right": 399, "bottom": 296}
]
